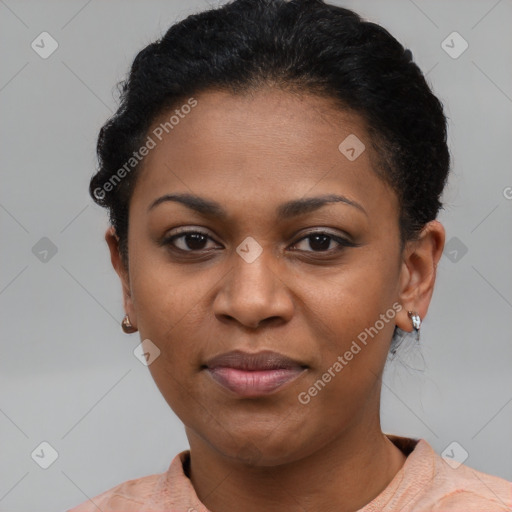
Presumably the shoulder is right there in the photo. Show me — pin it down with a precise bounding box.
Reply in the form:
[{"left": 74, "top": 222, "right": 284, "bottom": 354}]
[
  {"left": 405, "top": 439, "right": 512, "bottom": 511},
  {"left": 66, "top": 472, "right": 162, "bottom": 512},
  {"left": 65, "top": 450, "right": 192, "bottom": 511},
  {"left": 65, "top": 450, "right": 193, "bottom": 512}
]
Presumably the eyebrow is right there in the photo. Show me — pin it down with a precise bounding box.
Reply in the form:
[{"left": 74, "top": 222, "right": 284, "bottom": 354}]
[{"left": 147, "top": 192, "right": 367, "bottom": 219}]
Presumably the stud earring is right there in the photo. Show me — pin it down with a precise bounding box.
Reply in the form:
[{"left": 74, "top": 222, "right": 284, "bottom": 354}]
[{"left": 121, "top": 314, "right": 137, "bottom": 334}]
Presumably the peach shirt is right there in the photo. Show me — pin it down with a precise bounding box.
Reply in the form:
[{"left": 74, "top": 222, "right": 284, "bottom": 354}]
[{"left": 67, "top": 435, "right": 512, "bottom": 511}]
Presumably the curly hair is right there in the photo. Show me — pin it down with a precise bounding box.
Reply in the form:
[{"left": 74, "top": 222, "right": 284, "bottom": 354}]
[{"left": 89, "top": 0, "right": 450, "bottom": 352}]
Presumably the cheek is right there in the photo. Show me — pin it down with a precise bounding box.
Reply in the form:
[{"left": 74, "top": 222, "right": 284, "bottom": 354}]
[
  {"left": 296, "top": 254, "right": 399, "bottom": 394},
  {"left": 130, "top": 253, "right": 207, "bottom": 333},
  {"left": 302, "top": 256, "right": 398, "bottom": 336},
  {"left": 129, "top": 269, "right": 205, "bottom": 403},
  {"left": 291, "top": 274, "right": 398, "bottom": 438}
]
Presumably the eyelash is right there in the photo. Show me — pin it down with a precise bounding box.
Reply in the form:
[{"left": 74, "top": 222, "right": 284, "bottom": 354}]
[{"left": 161, "top": 229, "right": 358, "bottom": 256}]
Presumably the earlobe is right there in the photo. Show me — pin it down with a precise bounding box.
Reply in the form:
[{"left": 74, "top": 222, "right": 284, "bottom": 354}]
[{"left": 396, "top": 220, "right": 445, "bottom": 332}]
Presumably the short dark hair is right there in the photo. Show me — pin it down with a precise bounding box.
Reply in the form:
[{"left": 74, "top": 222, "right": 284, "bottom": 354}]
[{"left": 90, "top": 0, "right": 450, "bottom": 352}]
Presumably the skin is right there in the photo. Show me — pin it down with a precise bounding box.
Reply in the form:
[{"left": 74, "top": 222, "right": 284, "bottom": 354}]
[{"left": 105, "top": 87, "right": 445, "bottom": 512}]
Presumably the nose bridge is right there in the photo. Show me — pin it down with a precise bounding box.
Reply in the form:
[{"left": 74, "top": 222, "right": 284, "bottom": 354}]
[
  {"left": 213, "top": 239, "right": 292, "bottom": 328},
  {"left": 235, "top": 246, "right": 277, "bottom": 294},
  {"left": 231, "top": 240, "right": 280, "bottom": 305}
]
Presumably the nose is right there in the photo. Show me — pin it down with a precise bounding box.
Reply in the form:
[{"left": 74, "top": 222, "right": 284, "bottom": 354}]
[{"left": 212, "top": 246, "right": 294, "bottom": 329}]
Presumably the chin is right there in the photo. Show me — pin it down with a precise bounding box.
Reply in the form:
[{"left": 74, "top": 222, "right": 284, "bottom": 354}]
[{"left": 206, "top": 427, "right": 311, "bottom": 467}]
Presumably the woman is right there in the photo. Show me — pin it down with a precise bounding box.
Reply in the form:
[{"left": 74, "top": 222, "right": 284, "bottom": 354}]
[{"left": 68, "top": 0, "right": 512, "bottom": 510}]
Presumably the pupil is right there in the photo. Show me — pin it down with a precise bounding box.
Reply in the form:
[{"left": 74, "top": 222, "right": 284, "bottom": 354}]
[
  {"left": 186, "top": 233, "right": 207, "bottom": 250},
  {"left": 310, "top": 234, "right": 330, "bottom": 251}
]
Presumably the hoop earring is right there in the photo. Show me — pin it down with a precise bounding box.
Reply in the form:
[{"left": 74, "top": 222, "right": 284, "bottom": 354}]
[
  {"left": 121, "top": 314, "right": 137, "bottom": 334},
  {"left": 407, "top": 310, "right": 421, "bottom": 341}
]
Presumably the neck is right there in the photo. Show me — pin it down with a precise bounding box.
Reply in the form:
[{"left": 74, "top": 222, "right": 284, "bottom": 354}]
[{"left": 186, "top": 421, "right": 407, "bottom": 512}]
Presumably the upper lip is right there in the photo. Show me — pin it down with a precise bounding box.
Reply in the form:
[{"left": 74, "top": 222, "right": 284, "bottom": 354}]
[{"left": 203, "top": 350, "right": 307, "bottom": 371}]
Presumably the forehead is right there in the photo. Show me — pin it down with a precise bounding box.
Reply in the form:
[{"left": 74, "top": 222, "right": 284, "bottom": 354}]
[{"left": 131, "top": 88, "right": 398, "bottom": 222}]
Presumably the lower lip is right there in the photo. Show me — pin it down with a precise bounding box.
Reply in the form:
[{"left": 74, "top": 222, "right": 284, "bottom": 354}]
[{"left": 206, "top": 367, "right": 306, "bottom": 397}]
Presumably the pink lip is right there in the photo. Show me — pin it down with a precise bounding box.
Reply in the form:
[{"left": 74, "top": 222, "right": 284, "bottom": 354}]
[{"left": 203, "top": 350, "right": 307, "bottom": 397}]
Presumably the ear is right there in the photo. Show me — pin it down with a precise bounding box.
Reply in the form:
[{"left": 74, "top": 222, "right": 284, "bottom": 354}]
[
  {"left": 395, "top": 220, "right": 445, "bottom": 332},
  {"left": 105, "top": 226, "right": 137, "bottom": 329}
]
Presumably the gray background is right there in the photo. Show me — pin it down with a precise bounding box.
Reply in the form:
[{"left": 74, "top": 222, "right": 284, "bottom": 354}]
[{"left": 1, "top": 0, "right": 511, "bottom": 511}]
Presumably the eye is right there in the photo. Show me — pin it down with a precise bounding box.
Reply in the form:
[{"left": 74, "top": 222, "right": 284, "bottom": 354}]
[
  {"left": 290, "top": 231, "right": 357, "bottom": 253},
  {"left": 162, "top": 230, "right": 220, "bottom": 252},
  {"left": 161, "top": 228, "right": 358, "bottom": 256}
]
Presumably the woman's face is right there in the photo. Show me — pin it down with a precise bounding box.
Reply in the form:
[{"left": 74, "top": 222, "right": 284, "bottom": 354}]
[{"left": 108, "top": 88, "right": 437, "bottom": 465}]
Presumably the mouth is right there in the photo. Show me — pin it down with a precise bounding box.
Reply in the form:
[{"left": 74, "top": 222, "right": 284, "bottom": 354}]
[{"left": 202, "top": 350, "right": 308, "bottom": 398}]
